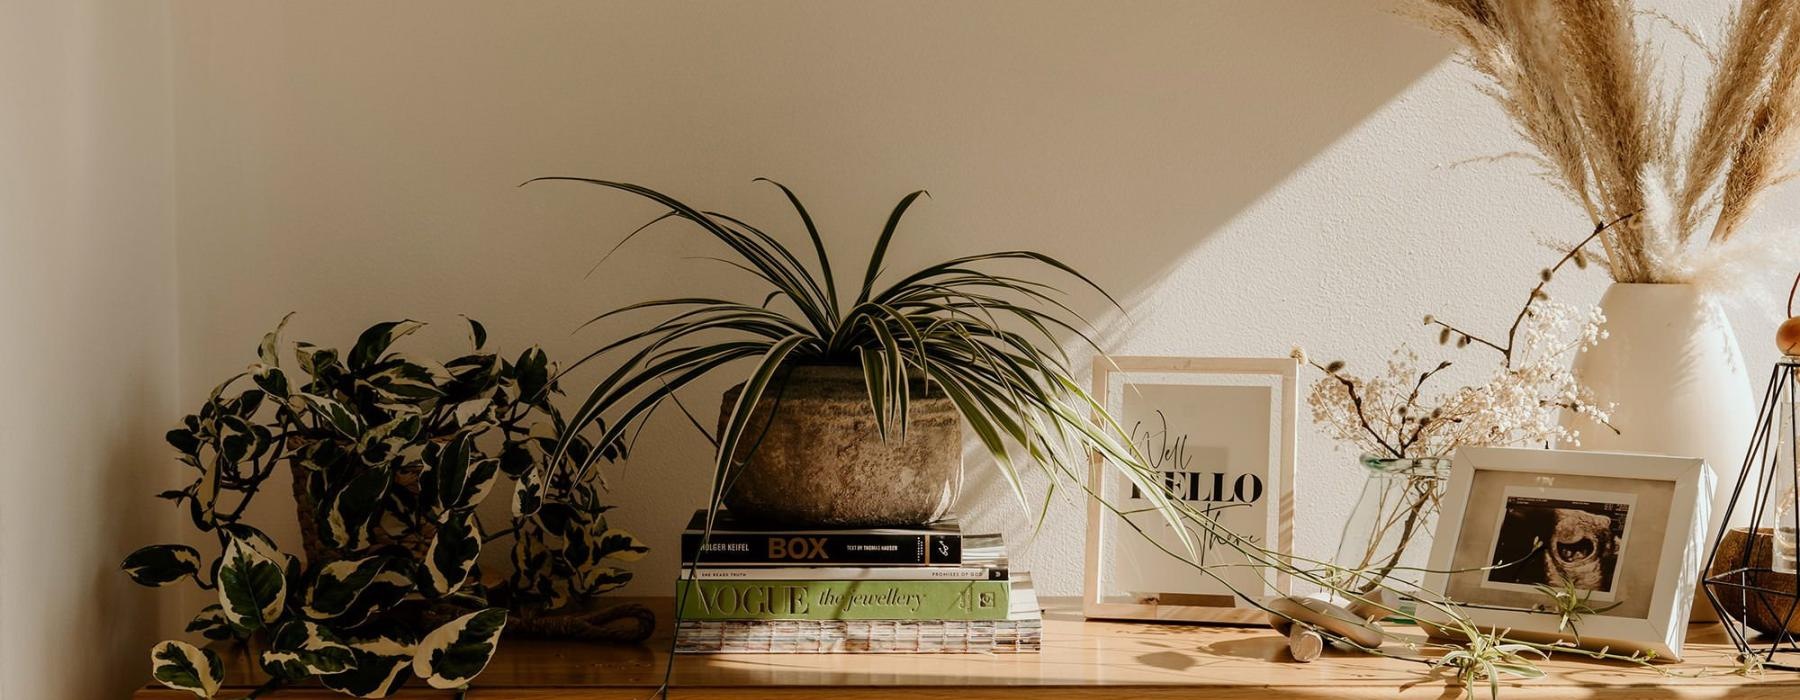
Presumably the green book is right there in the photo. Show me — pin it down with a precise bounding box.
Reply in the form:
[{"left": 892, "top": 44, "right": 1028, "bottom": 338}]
[{"left": 676, "top": 579, "right": 1010, "bottom": 621}]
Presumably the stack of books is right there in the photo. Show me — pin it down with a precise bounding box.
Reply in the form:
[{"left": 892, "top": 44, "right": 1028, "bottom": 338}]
[{"left": 673, "top": 510, "right": 1041, "bottom": 653}]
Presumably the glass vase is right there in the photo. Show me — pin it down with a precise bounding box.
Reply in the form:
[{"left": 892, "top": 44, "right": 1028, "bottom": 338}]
[{"left": 1333, "top": 454, "right": 1449, "bottom": 621}]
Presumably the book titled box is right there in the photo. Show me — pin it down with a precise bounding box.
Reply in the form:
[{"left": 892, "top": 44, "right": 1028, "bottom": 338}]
[{"left": 679, "top": 511, "right": 963, "bottom": 566}]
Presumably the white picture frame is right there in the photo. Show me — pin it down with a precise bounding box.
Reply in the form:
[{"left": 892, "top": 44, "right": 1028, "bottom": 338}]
[
  {"left": 1082, "top": 356, "right": 1297, "bottom": 624},
  {"left": 1419, "top": 447, "right": 1715, "bottom": 661}
]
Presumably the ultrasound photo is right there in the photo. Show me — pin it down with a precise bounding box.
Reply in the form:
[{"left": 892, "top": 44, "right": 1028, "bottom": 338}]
[{"left": 1484, "top": 495, "right": 1630, "bottom": 594}]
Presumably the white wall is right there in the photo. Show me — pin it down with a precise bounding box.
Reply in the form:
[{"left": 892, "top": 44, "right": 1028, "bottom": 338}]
[
  {"left": 164, "top": 0, "right": 1800, "bottom": 605},
  {"left": 0, "top": 2, "right": 178, "bottom": 698}
]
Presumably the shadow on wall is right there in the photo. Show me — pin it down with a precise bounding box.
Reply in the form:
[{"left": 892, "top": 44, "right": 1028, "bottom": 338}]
[
  {"left": 976, "top": 0, "right": 1453, "bottom": 315},
  {"left": 950, "top": 1, "right": 1449, "bottom": 590}
]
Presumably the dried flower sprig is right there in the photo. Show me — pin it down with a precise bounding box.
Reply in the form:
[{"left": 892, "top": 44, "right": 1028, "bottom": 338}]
[{"left": 1300, "top": 217, "right": 1625, "bottom": 460}]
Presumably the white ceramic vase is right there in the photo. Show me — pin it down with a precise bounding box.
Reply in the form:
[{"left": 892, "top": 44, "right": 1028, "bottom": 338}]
[{"left": 1565, "top": 283, "right": 1754, "bottom": 622}]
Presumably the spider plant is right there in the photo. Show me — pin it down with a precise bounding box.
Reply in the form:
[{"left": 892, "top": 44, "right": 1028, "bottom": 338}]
[{"left": 525, "top": 177, "right": 1192, "bottom": 548}]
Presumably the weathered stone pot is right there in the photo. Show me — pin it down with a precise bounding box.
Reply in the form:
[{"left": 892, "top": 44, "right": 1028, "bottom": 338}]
[{"left": 718, "top": 364, "right": 962, "bottom": 527}]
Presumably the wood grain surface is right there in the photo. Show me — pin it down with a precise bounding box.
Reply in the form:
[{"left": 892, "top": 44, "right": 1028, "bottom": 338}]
[{"left": 131, "top": 597, "right": 1799, "bottom": 699}]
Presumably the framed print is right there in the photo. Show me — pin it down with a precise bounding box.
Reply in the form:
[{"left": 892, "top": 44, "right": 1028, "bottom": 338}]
[
  {"left": 1419, "top": 447, "right": 1715, "bottom": 661},
  {"left": 1082, "top": 356, "right": 1297, "bottom": 624}
]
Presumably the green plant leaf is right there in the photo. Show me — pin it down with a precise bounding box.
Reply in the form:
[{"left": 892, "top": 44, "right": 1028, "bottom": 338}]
[
  {"left": 511, "top": 463, "right": 544, "bottom": 518},
  {"left": 458, "top": 459, "right": 500, "bottom": 511},
  {"left": 261, "top": 619, "right": 357, "bottom": 679},
  {"left": 854, "top": 189, "right": 928, "bottom": 306},
  {"left": 296, "top": 343, "right": 338, "bottom": 377},
  {"left": 362, "top": 358, "right": 449, "bottom": 403},
  {"left": 412, "top": 607, "right": 507, "bottom": 689},
  {"left": 596, "top": 528, "right": 649, "bottom": 562},
  {"left": 185, "top": 605, "right": 234, "bottom": 641},
  {"left": 217, "top": 532, "right": 286, "bottom": 631},
  {"left": 422, "top": 433, "right": 472, "bottom": 518},
  {"left": 121, "top": 544, "right": 203, "bottom": 587},
  {"left": 355, "top": 415, "right": 423, "bottom": 465},
  {"left": 320, "top": 635, "right": 416, "bottom": 698},
  {"left": 709, "top": 335, "right": 808, "bottom": 512},
  {"left": 293, "top": 393, "right": 364, "bottom": 439},
  {"left": 150, "top": 640, "right": 223, "bottom": 698},
  {"left": 303, "top": 555, "right": 415, "bottom": 625},
  {"left": 463, "top": 316, "right": 488, "bottom": 350},
  {"left": 258, "top": 312, "right": 294, "bottom": 369},
  {"left": 420, "top": 512, "right": 480, "bottom": 597},
  {"left": 756, "top": 177, "right": 838, "bottom": 318},
  {"left": 317, "top": 466, "right": 391, "bottom": 550},
  {"left": 348, "top": 320, "right": 425, "bottom": 371},
  {"left": 253, "top": 365, "right": 291, "bottom": 397}
]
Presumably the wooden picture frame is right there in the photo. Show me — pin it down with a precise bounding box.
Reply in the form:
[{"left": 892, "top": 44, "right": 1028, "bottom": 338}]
[
  {"left": 1419, "top": 447, "right": 1714, "bottom": 661},
  {"left": 1082, "top": 356, "right": 1298, "bottom": 624}
]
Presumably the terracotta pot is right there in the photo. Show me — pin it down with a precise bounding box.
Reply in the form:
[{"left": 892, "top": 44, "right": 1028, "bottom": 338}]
[
  {"left": 718, "top": 364, "right": 962, "bottom": 527},
  {"left": 1708, "top": 527, "right": 1800, "bottom": 637}
]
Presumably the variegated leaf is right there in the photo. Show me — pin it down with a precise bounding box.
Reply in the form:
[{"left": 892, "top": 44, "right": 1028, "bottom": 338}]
[
  {"left": 595, "top": 529, "right": 649, "bottom": 562},
  {"left": 450, "top": 398, "right": 491, "bottom": 426},
  {"left": 363, "top": 357, "right": 449, "bottom": 403},
  {"left": 458, "top": 459, "right": 500, "bottom": 511},
  {"left": 321, "top": 636, "right": 415, "bottom": 698},
  {"left": 421, "top": 433, "right": 472, "bottom": 519},
  {"left": 511, "top": 465, "right": 543, "bottom": 517},
  {"left": 296, "top": 342, "right": 337, "bottom": 377},
  {"left": 252, "top": 365, "right": 290, "bottom": 397},
  {"left": 577, "top": 566, "right": 633, "bottom": 596},
  {"left": 513, "top": 347, "right": 551, "bottom": 401},
  {"left": 293, "top": 393, "right": 364, "bottom": 438},
  {"left": 217, "top": 532, "right": 286, "bottom": 631},
  {"left": 464, "top": 317, "right": 487, "bottom": 350},
  {"left": 412, "top": 608, "right": 507, "bottom": 689},
  {"left": 150, "top": 640, "right": 222, "bottom": 698},
  {"left": 348, "top": 320, "right": 425, "bottom": 370},
  {"left": 317, "top": 466, "right": 391, "bottom": 550},
  {"left": 257, "top": 312, "right": 294, "bottom": 368},
  {"left": 121, "top": 544, "right": 203, "bottom": 587},
  {"left": 260, "top": 620, "right": 356, "bottom": 679},
  {"left": 302, "top": 556, "right": 414, "bottom": 625},
  {"left": 185, "top": 604, "right": 234, "bottom": 641},
  {"left": 420, "top": 512, "right": 480, "bottom": 597},
  {"left": 355, "top": 415, "right": 422, "bottom": 464}
]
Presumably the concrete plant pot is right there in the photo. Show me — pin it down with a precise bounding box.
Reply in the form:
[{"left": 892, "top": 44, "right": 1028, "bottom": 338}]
[{"left": 717, "top": 364, "right": 962, "bottom": 527}]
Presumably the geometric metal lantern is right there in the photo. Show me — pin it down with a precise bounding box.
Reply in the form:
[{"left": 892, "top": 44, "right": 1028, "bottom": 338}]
[{"left": 1703, "top": 358, "right": 1800, "bottom": 670}]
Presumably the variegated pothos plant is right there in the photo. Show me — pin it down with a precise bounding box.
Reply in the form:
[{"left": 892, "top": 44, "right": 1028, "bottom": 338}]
[{"left": 124, "top": 317, "right": 647, "bottom": 698}]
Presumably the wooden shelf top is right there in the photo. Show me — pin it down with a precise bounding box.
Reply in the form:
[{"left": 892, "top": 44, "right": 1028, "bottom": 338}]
[{"left": 135, "top": 597, "right": 1800, "bottom": 699}]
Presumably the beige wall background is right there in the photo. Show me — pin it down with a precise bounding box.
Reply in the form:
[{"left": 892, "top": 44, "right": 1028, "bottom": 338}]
[
  {"left": 167, "top": 0, "right": 1798, "bottom": 599},
  {"left": 1, "top": 2, "right": 178, "bottom": 699},
  {"left": 8, "top": 2, "right": 1800, "bottom": 695}
]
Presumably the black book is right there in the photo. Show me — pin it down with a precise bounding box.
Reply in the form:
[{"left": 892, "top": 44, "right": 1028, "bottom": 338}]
[{"left": 680, "top": 510, "right": 963, "bottom": 566}]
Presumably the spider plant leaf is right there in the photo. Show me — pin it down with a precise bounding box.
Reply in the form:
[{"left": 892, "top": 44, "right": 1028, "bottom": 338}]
[
  {"left": 922, "top": 363, "right": 1026, "bottom": 510},
  {"left": 706, "top": 211, "right": 834, "bottom": 334},
  {"left": 756, "top": 177, "right": 837, "bottom": 318},
  {"left": 585, "top": 209, "right": 682, "bottom": 279},
  {"left": 855, "top": 190, "right": 929, "bottom": 307},
  {"left": 857, "top": 347, "right": 890, "bottom": 440},
  {"left": 1492, "top": 663, "right": 1545, "bottom": 678},
  {"left": 708, "top": 335, "right": 809, "bottom": 513},
  {"left": 568, "top": 342, "right": 771, "bottom": 481},
  {"left": 861, "top": 314, "right": 908, "bottom": 434},
  {"left": 526, "top": 178, "right": 823, "bottom": 328}
]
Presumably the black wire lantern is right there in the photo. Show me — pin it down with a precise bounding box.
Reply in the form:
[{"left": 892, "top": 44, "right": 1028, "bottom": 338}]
[
  {"left": 1704, "top": 275, "right": 1800, "bottom": 670},
  {"left": 1703, "top": 358, "right": 1800, "bottom": 669}
]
